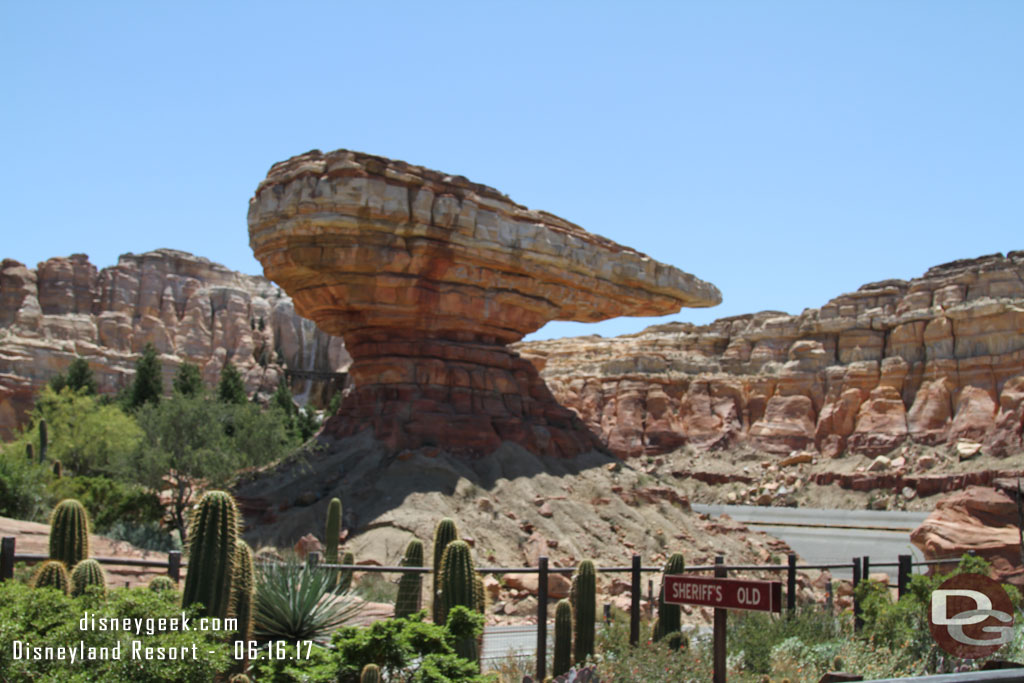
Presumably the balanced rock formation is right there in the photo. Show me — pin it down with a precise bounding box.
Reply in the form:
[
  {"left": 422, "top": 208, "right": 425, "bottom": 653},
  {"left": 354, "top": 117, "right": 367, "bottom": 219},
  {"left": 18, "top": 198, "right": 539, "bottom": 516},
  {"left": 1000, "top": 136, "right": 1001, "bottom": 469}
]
[
  {"left": 248, "top": 149, "right": 720, "bottom": 457},
  {"left": 517, "top": 252, "right": 1024, "bottom": 458},
  {"left": 910, "top": 482, "right": 1024, "bottom": 586},
  {"left": 0, "top": 249, "right": 350, "bottom": 438}
]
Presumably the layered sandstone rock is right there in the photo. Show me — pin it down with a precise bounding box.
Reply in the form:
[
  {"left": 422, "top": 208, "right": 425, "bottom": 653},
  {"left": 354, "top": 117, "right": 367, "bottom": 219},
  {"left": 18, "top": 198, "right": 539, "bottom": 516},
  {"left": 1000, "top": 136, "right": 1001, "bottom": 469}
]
[
  {"left": 910, "top": 483, "right": 1024, "bottom": 586},
  {"left": 518, "top": 251, "right": 1024, "bottom": 458},
  {"left": 248, "top": 149, "right": 720, "bottom": 457},
  {"left": 0, "top": 249, "right": 349, "bottom": 438}
]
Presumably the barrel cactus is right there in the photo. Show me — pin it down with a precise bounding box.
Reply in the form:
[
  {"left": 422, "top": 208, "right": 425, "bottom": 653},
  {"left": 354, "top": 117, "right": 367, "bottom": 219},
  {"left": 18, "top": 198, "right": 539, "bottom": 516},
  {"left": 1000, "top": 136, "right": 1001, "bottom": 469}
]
[
  {"left": 32, "top": 560, "right": 70, "bottom": 594},
  {"left": 553, "top": 598, "right": 573, "bottom": 675},
  {"left": 232, "top": 539, "right": 255, "bottom": 641},
  {"left": 653, "top": 552, "right": 685, "bottom": 644},
  {"left": 395, "top": 538, "right": 424, "bottom": 618},
  {"left": 49, "top": 499, "right": 90, "bottom": 567},
  {"left": 70, "top": 559, "right": 106, "bottom": 597},
  {"left": 431, "top": 518, "right": 459, "bottom": 623},
  {"left": 325, "top": 497, "right": 342, "bottom": 586},
  {"left": 360, "top": 663, "right": 381, "bottom": 683},
  {"left": 571, "top": 559, "right": 596, "bottom": 663},
  {"left": 182, "top": 490, "right": 239, "bottom": 619},
  {"left": 149, "top": 575, "right": 176, "bottom": 592}
]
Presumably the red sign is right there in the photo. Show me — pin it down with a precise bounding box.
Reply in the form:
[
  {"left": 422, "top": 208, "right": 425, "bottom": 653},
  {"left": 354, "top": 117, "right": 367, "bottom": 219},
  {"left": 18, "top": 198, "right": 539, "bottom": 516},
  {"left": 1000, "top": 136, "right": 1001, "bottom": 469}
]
[{"left": 664, "top": 574, "right": 782, "bottom": 613}]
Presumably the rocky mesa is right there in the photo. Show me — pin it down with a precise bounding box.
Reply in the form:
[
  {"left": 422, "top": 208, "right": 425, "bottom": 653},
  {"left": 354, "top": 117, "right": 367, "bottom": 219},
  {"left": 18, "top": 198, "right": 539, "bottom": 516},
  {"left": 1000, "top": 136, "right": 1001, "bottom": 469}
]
[
  {"left": 0, "top": 249, "right": 350, "bottom": 438},
  {"left": 517, "top": 251, "right": 1024, "bottom": 460}
]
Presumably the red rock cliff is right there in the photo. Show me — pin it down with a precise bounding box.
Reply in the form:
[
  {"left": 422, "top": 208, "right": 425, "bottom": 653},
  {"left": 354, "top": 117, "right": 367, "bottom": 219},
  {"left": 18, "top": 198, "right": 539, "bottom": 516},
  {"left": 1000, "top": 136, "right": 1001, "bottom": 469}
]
[
  {"left": 516, "top": 252, "right": 1024, "bottom": 459},
  {"left": 0, "top": 249, "right": 349, "bottom": 438}
]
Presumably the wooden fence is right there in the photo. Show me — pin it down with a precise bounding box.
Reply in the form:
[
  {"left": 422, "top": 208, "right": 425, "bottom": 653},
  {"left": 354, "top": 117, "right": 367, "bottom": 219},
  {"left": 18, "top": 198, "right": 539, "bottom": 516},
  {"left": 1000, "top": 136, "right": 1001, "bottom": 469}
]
[{"left": 1, "top": 534, "right": 980, "bottom": 680}]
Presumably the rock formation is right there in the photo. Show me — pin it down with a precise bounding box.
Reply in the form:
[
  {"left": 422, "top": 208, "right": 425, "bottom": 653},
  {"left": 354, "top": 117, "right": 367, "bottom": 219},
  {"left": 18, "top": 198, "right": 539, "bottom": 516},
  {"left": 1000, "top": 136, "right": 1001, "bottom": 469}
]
[
  {"left": 910, "top": 481, "right": 1024, "bottom": 586},
  {"left": 247, "top": 149, "right": 720, "bottom": 457},
  {"left": 0, "top": 249, "right": 349, "bottom": 438},
  {"left": 518, "top": 252, "right": 1024, "bottom": 458}
]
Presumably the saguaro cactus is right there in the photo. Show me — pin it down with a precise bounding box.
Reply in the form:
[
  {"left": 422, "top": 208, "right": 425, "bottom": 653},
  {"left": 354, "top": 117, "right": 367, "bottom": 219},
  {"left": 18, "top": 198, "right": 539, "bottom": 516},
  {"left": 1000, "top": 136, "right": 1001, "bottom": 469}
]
[
  {"left": 325, "top": 497, "right": 342, "bottom": 587},
  {"left": 232, "top": 539, "right": 255, "bottom": 641},
  {"left": 395, "top": 538, "right": 424, "bottom": 619},
  {"left": 49, "top": 499, "right": 90, "bottom": 567},
  {"left": 653, "top": 552, "right": 685, "bottom": 644},
  {"left": 553, "top": 598, "right": 573, "bottom": 676},
  {"left": 182, "top": 490, "right": 239, "bottom": 619},
  {"left": 38, "top": 418, "right": 47, "bottom": 464},
  {"left": 359, "top": 664, "right": 381, "bottom": 683},
  {"left": 70, "top": 559, "right": 106, "bottom": 597},
  {"left": 571, "top": 559, "right": 596, "bottom": 663},
  {"left": 338, "top": 551, "right": 355, "bottom": 592},
  {"left": 437, "top": 540, "right": 476, "bottom": 625},
  {"left": 431, "top": 518, "right": 459, "bottom": 623},
  {"left": 32, "top": 560, "right": 71, "bottom": 594}
]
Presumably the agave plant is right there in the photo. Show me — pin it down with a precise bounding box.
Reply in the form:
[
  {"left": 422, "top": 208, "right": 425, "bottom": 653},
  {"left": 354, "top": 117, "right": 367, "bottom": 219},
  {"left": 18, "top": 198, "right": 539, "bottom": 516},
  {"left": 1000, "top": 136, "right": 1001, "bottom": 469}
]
[{"left": 253, "top": 558, "right": 362, "bottom": 643}]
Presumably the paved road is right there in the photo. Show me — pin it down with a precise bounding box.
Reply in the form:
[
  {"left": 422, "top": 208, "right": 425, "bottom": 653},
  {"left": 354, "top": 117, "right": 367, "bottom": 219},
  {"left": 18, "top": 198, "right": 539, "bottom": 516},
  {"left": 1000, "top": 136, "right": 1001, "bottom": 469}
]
[{"left": 692, "top": 503, "right": 930, "bottom": 580}]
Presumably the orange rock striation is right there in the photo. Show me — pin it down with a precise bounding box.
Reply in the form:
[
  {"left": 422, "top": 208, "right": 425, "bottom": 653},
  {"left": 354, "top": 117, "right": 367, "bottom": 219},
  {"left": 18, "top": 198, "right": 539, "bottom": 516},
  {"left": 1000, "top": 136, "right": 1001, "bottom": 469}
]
[
  {"left": 0, "top": 249, "right": 349, "bottom": 438},
  {"left": 517, "top": 252, "right": 1024, "bottom": 458},
  {"left": 248, "top": 149, "right": 720, "bottom": 457}
]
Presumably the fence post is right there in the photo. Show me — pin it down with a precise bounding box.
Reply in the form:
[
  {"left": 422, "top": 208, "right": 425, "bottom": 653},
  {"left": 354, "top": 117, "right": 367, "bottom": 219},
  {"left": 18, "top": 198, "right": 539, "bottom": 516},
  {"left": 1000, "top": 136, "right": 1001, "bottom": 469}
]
[
  {"left": 897, "top": 554, "right": 911, "bottom": 599},
  {"left": 713, "top": 555, "right": 727, "bottom": 683},
  {"left": 307, "top": 551, "right": 321, "bottom": 568},
  {"left": 536, "top": 556, "right": 548, "bottom": 682},
  {"left": 852, "top": 557, "right": 862, "bottom": 632},
  {"left": 825, "top": 580, "right": 833, "bottom": 613},
  {"left": 786, "top": 553, "right": 797, "bottom": 614},
  {"left": 862, "top": 555, "right": 870, "bottom": 583},
  {"left": 1, "top": 537, "right": 14, "bottom": 581},
  {"left": 168, "top": 550, "right": 181, "bottom": 583},
  {"left": 630, "top": 554, "right": 641, "bottom": 647}
]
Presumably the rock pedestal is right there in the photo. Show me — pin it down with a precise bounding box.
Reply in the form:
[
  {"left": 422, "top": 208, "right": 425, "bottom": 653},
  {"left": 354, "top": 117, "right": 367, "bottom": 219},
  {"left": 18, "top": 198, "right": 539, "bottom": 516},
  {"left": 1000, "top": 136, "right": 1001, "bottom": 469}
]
[{"left": 248, "top": 149, "right": 720, "bottom": 456}]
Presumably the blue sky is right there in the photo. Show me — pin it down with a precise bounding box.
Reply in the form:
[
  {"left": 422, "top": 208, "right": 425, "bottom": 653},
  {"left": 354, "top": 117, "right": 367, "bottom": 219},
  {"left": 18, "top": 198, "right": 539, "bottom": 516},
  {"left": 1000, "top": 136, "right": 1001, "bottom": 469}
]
[{"left": 3, "top": 2, "right": 1021, "bottom": 341}]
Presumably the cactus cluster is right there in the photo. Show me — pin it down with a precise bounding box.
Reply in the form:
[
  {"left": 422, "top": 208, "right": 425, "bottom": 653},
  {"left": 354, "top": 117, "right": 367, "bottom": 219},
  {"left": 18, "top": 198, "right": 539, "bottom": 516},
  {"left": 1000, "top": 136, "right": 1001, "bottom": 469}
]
[
  {"left": 395, "top": 539, "right": 424, "bottom": 619},
  {"left": 232, "top": 539, "right": 255, "bottom": 641},
  {"left": 70, "top": 559, "right": 106, "bottom": 597},
  {"left": 32, "top": 560, "right": 71, "bottom": 594},
  {"left": 431, "top": 518, "right": 459, "bottom": 624},
  {"left": 570, "top": 560, "right": 596, "bottom": 663},
  {"left": 182, "top": 490, "right": 240, "bottom": 619},
  {"left": 49, "top": 499, "right": 90, "bottom": 567},
  {"left": 653, "top": 552, "right": 685, "bottom": 645},
  {"left": 552, "top": 598, "right": 573, "bottom": 676}
]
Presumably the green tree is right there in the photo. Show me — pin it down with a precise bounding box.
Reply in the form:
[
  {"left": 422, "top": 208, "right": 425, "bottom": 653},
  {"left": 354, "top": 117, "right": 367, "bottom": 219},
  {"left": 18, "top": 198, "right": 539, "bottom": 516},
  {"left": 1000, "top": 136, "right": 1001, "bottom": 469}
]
[
  {"left": 127, "top": 394, "right": 290, "bottom": 540},
  {"left": 173, "top": 361, "right": 204, "bottom": 397},
  {"left": 49, "top": 357, "right": 97, "bottom": 395},
  {"left": 128, "top": 343, "right": 163, "bottom": 409},
  {"left": 217, "top": 360, "right": 247, "bottom": 404},
  {"left": 30, "top": 386, "right": 142, "bottom": 477}
]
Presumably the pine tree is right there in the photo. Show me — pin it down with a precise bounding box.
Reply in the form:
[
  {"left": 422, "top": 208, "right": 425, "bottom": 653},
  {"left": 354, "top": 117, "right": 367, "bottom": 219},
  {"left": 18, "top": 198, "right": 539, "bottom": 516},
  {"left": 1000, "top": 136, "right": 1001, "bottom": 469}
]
[
  {"left": 173, "top": 361, "right": 204, "bottom": 397},
  {"left": 65, "top": 357, "right": 97, "bottom": 395},
  {"left": 129, "top": 343, "right": 163, "bottom": 409},
  {"left": 217, "top": 361, "right": 247, "bottom": 404}
]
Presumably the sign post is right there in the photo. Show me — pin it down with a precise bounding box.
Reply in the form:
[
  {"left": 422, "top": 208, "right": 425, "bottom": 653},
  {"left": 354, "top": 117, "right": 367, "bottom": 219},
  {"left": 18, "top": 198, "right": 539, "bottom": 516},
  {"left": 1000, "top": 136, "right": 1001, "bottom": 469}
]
[{"left": 664, "top": 567, "right": 783, "bottom": 682}]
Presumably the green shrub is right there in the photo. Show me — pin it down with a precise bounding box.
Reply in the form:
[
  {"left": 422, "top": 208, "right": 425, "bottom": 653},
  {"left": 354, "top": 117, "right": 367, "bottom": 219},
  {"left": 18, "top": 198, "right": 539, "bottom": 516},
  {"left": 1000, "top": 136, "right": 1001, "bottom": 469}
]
[
  {"left": 0, "top": 580, "right": 231, "bottom": 681},
  {"left": 47, "top": 476, "right": 163, "bottom": 533}
]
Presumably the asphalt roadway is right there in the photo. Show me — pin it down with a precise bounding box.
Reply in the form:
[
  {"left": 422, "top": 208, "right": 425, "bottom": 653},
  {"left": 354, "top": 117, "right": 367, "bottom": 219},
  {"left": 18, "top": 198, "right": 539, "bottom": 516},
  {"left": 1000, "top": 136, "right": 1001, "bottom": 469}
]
[{"left": 691, "top": 503, "right": 931, "bottom": 581}]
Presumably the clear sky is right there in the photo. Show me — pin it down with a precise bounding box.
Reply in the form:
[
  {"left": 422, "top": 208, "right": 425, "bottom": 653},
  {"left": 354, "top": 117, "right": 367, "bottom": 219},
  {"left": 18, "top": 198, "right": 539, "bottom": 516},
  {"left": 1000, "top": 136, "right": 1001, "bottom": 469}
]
[{"left": 3, "top": 2, "right": 1021, "bottom": 341}]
